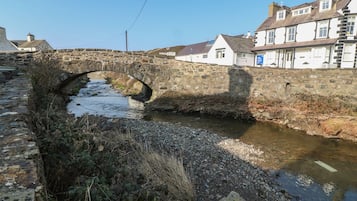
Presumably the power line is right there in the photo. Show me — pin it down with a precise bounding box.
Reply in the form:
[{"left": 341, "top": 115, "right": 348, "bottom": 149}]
[{"left": 127, "top": 0, "right": 148, "bottom": 31}]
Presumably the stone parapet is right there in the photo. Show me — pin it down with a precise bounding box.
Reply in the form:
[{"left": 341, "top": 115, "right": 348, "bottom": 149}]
[{"left": 0, "top": 74, "right": 45, "bottom": 201}]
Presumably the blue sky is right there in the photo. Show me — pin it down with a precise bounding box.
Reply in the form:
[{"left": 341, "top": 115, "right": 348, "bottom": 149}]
[{"left": 1, "top": 0, "right": 308, "bottom": 51}]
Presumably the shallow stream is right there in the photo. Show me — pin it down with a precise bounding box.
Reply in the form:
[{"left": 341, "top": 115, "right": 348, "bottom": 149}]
[{"left": 67, "top": 78, "right": 357, "bottom": 201}]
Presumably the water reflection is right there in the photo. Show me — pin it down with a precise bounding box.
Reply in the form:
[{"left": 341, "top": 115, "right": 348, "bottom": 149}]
[
  {"left": 145, "top": 112, "right": 357, "bottom": 201},
  {"left": 67, "top": 79, "right": 144, "bottom": 119}
]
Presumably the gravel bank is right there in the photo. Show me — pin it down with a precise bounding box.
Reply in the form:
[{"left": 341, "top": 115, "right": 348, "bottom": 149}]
[{"left": 116, "top": 118, "right": 289, "bottom": 201}]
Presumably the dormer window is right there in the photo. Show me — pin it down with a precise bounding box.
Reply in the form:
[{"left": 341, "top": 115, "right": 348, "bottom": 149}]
[
  {"left": 292, "top": 7, "right": 311, "bottom": 16},
  {"left": 277, "top": 10, "right": 286, "bottom": 20},
  {"left": 320, "top": 0, "right": 332, "bottom": 11}
]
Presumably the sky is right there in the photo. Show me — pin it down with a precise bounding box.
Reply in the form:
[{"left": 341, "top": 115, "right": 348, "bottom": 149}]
[{"left": 1, "top": 0, "right": 309, "bottom": 51}]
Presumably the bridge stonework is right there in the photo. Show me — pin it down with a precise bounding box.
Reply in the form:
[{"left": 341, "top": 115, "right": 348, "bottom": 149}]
[
  {"left": 33, "top": 49, "right": 357, "bottom": 102},
  {"left": 1, "top": 49, "right": 357, "bottom": 102}
]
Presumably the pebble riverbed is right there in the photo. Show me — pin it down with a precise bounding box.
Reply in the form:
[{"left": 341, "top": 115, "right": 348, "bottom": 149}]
[{"left": 108, "top": 118, "right": 291, "bottom": 201}]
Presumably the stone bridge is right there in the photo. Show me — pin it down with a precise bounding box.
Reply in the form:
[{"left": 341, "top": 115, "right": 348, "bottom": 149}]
[
  {"left": 1, "top": 49, "right": 357, "bottom": 103},
  {"left": 31, "top": 49, "right": 249, "bottom": 101},
  {"left": 0, "top": 49, "right": 357, "bottom": 103}
]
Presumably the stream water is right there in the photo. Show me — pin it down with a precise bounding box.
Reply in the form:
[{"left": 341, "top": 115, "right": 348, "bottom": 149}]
[{"left": 67, "top": 78, "right": 357, "bottom": 201}]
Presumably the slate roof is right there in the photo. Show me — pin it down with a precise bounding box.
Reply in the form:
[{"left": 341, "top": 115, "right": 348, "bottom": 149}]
[
  {"left": 221, "top": 34, "right": 254, "bottom": 53},
  {"left": 256, "top": 0, "right": 351, "bottom": 31},
  {"left": 176, "top": 41, "right": 213, "bottom": 56},
  {"left": 11, "top": 40, "right": 51, "bottom": 49}
]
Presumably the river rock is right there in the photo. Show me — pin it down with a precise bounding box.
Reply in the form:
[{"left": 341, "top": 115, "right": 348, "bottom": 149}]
[{"left": 220, "top": 191, "right": 246, "bottom": 201}]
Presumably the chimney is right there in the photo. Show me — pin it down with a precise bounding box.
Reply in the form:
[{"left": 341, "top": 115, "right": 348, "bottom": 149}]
[
  {"left": 268, "top": 2, "right": 280, "bottom": 17},
  {"left": 246, "top": 31, "right": 251, "bottom": 38},
  {"left": 27, "top": 33, "right": 35, "bottom": 42}
]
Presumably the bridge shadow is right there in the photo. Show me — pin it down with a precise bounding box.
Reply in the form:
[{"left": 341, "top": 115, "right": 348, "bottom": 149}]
[{"left": 145, "top": 66, "right": 254, "bottom": 123}]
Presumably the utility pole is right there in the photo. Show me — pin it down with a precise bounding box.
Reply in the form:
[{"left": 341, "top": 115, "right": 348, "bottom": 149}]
[{"left": 125, "top": 30, "right": 128, "bottom": 52}]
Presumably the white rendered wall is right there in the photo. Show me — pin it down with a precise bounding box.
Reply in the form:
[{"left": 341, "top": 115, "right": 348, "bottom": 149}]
[
  {"left": 329, "top": 18, "right": 339, "bottom": 39},
  {"left": 255, "top": 31, "right": 266, "bottom": 46},
  {"left": 294, "top": 48, "right": 311, "bottom": 68},
  {"left": 296, "top": 22, "right": 315, "bottom": 42},
  {"left": 349, "top": 0, "right": 357, "bottom": 13},
  {"left": 236, "top": 53, "right": 255, "bottom": 66},
  {"left": 275, "top": 27, "right": 286, "bottom": 44},
  {"left": 175, "top": 53, "right": 208, "bottom": 63},
  {"left": 207, "top": 35, "right": 235, "bottom": 65},
  {"left": 341, "top": 43, "right": 356, "bottom": 68}
]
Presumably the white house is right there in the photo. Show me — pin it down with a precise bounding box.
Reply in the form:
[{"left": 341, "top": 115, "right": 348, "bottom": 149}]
[
  {"left": 11, "top": 33, "right": 53, "bottom": 52},
  {"left": 176, "top": 34, "right": 254, "bottom": 66},
  {"left": 207, "top": 34, "right": 254, "bottom": 66},
  {"left": 252, "top": 0, "right": 357, "bottom": 69},
  {"left": 0, "top": 27, "right": 17, "bottom": 52},
  {"left": 175, "top": 41, "right": 213, "bottom": 63}
]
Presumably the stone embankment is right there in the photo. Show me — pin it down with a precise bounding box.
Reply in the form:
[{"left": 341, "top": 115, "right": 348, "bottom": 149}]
[{"left": 0, "top": 68, "right": 44, "bottom": 201}]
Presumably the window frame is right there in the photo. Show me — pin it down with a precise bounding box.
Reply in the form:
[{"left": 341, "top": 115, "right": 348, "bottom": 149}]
[
  {"left": 317, "top": 20, "right": 329, "bottom": 38},
  {"left": 215, "top": 48, "right": 225, "bottom": 59},
  {"left": 347, "top": 16, "right": 355, "bottom": 36},
  {"left": 267, "top": 30, "right": 275, "bottom": 44},
  {"left": 292, "top": 7, "right": 311, "bottom": 16},
  {"left": 320, "top": 0, "right": 331, "bottom": 11},
  {"left": 287, "top": 26, "right": 296, "bottom": 42},
  {"left": 342, "top": 43, "right": 355, "bottom": 62},
  {"left": 277, "top": 10, "right": 286, "bottom": 21}
]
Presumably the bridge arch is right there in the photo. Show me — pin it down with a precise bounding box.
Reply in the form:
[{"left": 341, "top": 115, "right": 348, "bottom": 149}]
[{"left": 31, "top": 49, "right": 253, "bottom": 102}]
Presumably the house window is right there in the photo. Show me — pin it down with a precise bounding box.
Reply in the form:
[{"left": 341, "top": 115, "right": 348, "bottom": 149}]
[
  {"left": 343, "top": 43, "right": 355, "bottom": 62},
  {"left": 292, "top": 7, "right": 311, "bottom": 16},
  {"left": 216, "top": 48, "right": 225, "bottom": 58},
  {"left": 287, "top": 26, "right": 296, "bottom": 42},
  {"left": 317, "top": 20, "right": 329, "bottom": 38},
  {"left": 347, "top": 16, "right": 355, "bottom": 36},
  {"left": 267, "top": 30, "right": 275, "bottom": 44},
  {"left": 320, "top": 0, "right": 331, "bottom": 11},
  {"left": 277, "top": 10, "right": 286, "bottom": 20},
  {"left": 202, "top": 54, "right": 208, "bottom": 58}
]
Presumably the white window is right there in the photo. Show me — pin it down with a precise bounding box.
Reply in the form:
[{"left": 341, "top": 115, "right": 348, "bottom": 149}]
[
  {"left": 287, "top": 26, "right": 296, "bottom": 42},
  {"left": 317, "top": 20, "right": 329, "bottom": 38},
  {"left": 267, "top": 30, "right": 275, "bottom": 44},
  {"left": 216, "top": 48, "right": 225, "bottom": 58},
  {"left": 202, "top": 54, "right": 208, "bottom": 58},
  {"left": 292, "top": 7, "right": 311, "bottom": 16},
  {"left": 347, "top": 16, "right": 355, "bottom": 36},
  {"left": 320, "top": 0, "right": 331, "bottom": 11},
  {"left": 277, "top": 10, "right": 286, "bottom": 20},
  {"left": 343, "top": 44, "right": 355, "bottom": 62}
]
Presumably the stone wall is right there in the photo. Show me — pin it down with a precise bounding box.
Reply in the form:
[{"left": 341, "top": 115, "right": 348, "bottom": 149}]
[
  {"left": 0, "top": 51, "right": 33, "bottom": 68},
  {"left": 1, "top": 50, "right": 356, "bottom": 102},
  {"left": 0, "top": 74, "right": 45, "bottom": 201}
]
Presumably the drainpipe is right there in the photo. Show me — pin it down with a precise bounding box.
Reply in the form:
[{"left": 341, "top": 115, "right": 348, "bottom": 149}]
[
  {"left": 277, "top": 49, "right": 281, "bottom": 67},
  {"left": 292, "top": 48, "right": 296, "bottom": 69}
]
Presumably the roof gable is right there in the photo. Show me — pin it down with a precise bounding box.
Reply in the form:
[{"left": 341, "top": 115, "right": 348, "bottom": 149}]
[
  {"left": 221, "top": 34, "right": 254, "bottom": 53},
  {"left": 256, "top": 0, "right": 351, "bottom": 31}
]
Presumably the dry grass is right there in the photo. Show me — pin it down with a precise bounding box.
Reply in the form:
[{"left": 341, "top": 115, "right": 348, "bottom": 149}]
[
  {"left": 29, "top": 58, "right": 195, "bottom": 200},
  {"left": 140, "top": 152, "right": 195, "bottom": 201}
]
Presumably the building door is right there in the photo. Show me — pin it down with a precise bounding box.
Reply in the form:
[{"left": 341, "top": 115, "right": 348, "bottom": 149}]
[{"left": 284, "top": 50, "right": 294, "bottom": 68}]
